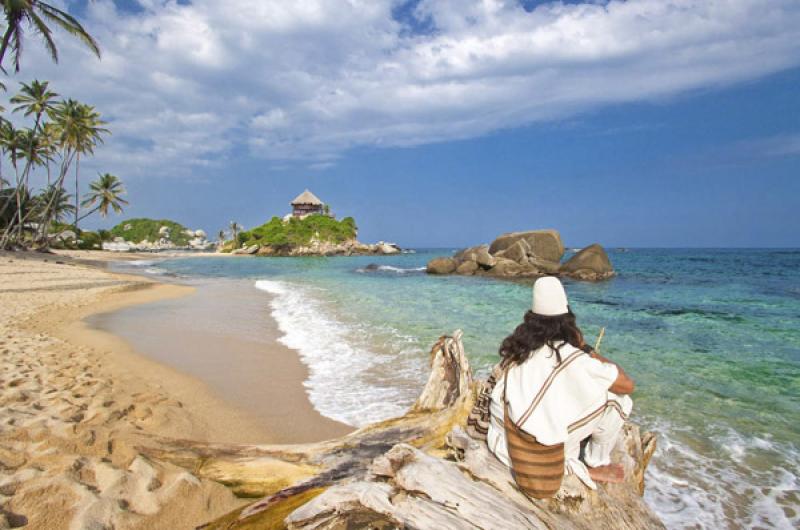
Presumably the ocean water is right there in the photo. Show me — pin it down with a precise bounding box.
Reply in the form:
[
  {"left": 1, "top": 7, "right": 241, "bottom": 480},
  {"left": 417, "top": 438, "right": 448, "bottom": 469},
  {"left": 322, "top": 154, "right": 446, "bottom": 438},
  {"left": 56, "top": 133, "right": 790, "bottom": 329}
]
[{"left": 127, "top": 249, "right": 799, "bottom": 529}]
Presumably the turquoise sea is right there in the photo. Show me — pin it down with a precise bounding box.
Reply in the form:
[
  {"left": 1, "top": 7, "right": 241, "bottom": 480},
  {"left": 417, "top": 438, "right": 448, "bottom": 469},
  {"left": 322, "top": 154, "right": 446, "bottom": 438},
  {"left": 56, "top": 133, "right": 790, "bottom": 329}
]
[{"left": 123, "top": 248, "right": 799, "bottom": 529}]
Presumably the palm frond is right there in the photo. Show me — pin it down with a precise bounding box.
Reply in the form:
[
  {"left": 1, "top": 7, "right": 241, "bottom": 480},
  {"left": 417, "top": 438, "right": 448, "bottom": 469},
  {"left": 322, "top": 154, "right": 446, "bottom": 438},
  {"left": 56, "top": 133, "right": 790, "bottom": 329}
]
[
  {"left": 36, "top": 3, "right": 101, "bottom": 58},
  {"left": 0, "top": 7, "right": 23, "bottom": 73},
  {"left": 11, "top": 20, "right": 24, "bottom": 73},
  {"left": 27, "top": 11, "right": 58, "bottom": 64}
]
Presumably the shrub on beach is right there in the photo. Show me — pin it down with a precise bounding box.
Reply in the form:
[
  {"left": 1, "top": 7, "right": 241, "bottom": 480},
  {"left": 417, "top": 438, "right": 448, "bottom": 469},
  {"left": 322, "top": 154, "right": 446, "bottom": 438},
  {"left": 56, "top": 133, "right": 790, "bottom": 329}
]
[
  {"left": 76, "top": 231, "right": 103, "bottom": 250},
  {"left": 239, "top": 215, "right": 358, "bottom": 248}
]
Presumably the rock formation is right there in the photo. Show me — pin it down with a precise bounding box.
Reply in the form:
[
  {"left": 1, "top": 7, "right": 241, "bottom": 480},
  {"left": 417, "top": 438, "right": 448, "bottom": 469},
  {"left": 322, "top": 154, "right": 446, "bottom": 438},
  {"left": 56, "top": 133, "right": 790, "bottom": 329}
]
[
  {"left": 138, "top": 332, "right": 660, "bottom": 529},
  {"left": 102, "top": 225, "right": 215, "bottom": 252},
  {"left": 427, "top": 257, "right": 458, "bottom": 274},
  {"left": 427, "top": 229, "right": 615, "bottom": 281},
  {"left": 489, "top": 229, "right": 565, "bottom": 263},
  {"left": 250, "top": 239, "right": 402, "bottom": 257},
  {"left": 560, "top": 243, "right": 615, "bottom": 281}
]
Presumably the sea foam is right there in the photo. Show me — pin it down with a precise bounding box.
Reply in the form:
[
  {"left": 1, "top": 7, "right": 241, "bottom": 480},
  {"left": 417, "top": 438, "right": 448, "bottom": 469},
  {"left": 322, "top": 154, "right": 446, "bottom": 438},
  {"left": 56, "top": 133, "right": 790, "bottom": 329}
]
[
  {"left": 254, "top": 279, "right": 414, "bottom": 427},
  {"left": 644, "top": 418, "right": 800, "bottom": 529},
  {"left": 355, "top": 265, "right": 426, "bottom": 274}
]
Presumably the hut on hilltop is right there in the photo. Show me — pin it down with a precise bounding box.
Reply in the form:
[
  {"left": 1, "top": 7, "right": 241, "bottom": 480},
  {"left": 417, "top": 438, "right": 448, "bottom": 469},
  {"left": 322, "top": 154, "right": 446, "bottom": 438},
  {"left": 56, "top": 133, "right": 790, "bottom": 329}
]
[{"left": 291, "top": 189, "right": 325, "bottom": 218}]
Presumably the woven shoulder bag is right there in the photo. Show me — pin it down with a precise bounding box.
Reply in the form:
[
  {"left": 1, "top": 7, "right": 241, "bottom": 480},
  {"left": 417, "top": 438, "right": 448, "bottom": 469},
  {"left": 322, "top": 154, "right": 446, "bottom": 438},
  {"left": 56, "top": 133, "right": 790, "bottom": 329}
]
[{"left": 502, "top": 350, "right": 583, "bottom": 499}]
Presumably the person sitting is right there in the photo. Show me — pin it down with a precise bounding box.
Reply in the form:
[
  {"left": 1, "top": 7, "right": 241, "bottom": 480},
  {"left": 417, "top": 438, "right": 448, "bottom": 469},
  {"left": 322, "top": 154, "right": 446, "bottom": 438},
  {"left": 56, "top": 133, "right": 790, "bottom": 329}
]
[{"left": 486, "top": 276, "right": 635, "bottom": 490}]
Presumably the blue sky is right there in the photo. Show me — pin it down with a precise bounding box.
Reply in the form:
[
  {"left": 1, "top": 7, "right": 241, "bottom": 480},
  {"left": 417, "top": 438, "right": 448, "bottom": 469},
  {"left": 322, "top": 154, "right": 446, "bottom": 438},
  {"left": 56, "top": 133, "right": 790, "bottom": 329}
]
[{"left": 9, "top": 1, "right": 800, "bottom": 247}]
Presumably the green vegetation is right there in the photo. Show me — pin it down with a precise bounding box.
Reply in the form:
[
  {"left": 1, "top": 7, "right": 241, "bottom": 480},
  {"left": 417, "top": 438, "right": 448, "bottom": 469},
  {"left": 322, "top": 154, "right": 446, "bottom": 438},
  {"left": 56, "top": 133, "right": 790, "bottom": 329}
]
[
  {"left": 0, "top": 80, "right": 122, "bottom": 250},
  {"left": 110, "top": 218, "right": 191, "bottom": 245},
  {"left": 46, "top": 223, "right": 112, "bottom": 250},
  {"left": 238, "top": 215, "right": 357, "bottom": 249}
]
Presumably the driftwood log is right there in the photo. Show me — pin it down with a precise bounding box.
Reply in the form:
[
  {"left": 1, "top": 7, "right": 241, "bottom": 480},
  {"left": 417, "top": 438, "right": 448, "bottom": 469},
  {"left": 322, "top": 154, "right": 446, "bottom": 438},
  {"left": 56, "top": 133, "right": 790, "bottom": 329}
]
[{"left": 137, "top": 330, "right": 661, "bottom": 529}]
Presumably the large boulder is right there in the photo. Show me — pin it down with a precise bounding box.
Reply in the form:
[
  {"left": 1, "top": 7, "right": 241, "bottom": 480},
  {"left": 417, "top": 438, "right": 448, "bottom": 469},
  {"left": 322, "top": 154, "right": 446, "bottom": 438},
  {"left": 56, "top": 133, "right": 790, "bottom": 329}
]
[
  {"left": 376, "top": 242, "right": 401, "bottom": 255},
  {"left": 487, "top": 257, "right": 525, "bottom": 277},
  {"left": 528, "top": 257, "right": 561, "bottom": 274},
  {"left": 495, "top": 239, "right": 530, "bottom": 264},
  {"left": 560, "top": 243, "right": 614, "bottom": 281},
  {"left": 488, "top": 230, "right": 564, "bottom": 263},
  {"left": 102, "top": 240, "right": 132, "bottom": 252},
  {"left": 455, "top": 260, "right": 479, "bottom": 275},
  {"left": 474, "top": 246, "right": 496, "bottom": 269},
  {"left": 426, "top": 257, "right": 457, "bottom": 275},
  {"left": 454, "top": 245, "right": 486, "bottom": 263},
  {"left": 232, "top": 244, "right": 259, "bottom": 255}
]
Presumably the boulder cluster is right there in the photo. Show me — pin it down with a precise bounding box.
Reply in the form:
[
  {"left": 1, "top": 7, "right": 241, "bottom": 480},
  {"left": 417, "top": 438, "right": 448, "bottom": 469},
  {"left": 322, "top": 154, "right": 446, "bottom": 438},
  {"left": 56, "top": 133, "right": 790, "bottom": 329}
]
[
  {"left": 102, "top": 226, "right": 214, "bottom": 252},
  {"left": 427, "top": 229, "right": 614, "bottom": 281},
  {"left": 231, "top": 239, "right": 401, "bottom": 257}
]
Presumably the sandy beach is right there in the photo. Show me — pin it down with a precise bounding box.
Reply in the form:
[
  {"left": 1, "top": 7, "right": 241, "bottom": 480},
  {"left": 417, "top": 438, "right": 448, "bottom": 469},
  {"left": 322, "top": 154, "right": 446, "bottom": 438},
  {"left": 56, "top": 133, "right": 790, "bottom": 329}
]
[{"left": 0, "top": 250, "right": 350, "bottom": 529}]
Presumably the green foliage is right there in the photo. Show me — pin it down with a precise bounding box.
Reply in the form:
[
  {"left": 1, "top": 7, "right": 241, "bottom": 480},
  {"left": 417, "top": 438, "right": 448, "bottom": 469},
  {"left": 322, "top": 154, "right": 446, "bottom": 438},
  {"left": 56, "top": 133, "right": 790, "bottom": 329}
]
[
  {"left": 240, "top": 215, "right": 358, "bottom": 248},
  {"left": 110, "top": 218, "right": 191, "bottom": 245},
  {"left": 76, "top": 230, "right": 102, "bottom": 250}
]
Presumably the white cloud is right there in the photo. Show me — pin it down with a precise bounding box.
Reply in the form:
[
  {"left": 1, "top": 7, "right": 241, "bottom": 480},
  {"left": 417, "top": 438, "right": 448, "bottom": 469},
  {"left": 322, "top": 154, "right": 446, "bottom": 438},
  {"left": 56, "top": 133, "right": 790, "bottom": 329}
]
[
  {"left": 10, "top": 0, "right": 800, "bottom": 178},
  {"left": 742, "top": 133, "right": 800, "bottom": 158}
]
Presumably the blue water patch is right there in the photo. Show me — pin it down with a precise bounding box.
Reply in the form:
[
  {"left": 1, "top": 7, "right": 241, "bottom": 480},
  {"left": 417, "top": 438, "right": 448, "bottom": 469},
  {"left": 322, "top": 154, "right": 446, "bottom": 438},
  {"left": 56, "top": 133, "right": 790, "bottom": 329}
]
[{"left": 143, "top": 248, "right": 799, "bottom": 528}]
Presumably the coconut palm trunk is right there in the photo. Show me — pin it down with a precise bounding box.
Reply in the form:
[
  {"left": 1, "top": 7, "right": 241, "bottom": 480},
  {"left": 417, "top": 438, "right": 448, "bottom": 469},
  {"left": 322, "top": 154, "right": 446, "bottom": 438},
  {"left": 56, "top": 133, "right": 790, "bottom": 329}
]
[{"left": 74, "top": 152, "right": 79, "bottom": 228}]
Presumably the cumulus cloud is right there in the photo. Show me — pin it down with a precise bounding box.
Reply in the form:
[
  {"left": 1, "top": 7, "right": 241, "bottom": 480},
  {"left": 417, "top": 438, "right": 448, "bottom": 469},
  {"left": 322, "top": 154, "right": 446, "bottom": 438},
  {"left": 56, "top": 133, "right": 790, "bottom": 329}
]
[{"left": 12, "top": 0, "right": 800, "bottom": 178}]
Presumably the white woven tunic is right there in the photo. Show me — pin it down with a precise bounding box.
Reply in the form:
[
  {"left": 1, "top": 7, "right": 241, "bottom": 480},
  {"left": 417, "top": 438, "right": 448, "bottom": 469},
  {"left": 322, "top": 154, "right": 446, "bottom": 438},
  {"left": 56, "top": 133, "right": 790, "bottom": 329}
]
[{"left": 487, "top": 342, "right": 619, "bottom": 486}]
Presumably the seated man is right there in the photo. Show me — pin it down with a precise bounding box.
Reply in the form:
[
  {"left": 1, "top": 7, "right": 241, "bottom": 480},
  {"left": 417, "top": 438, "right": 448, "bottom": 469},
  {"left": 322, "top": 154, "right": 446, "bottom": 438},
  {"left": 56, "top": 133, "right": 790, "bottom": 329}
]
[{"left": 486, "top": 277, "right": 635, "bottom": 490}]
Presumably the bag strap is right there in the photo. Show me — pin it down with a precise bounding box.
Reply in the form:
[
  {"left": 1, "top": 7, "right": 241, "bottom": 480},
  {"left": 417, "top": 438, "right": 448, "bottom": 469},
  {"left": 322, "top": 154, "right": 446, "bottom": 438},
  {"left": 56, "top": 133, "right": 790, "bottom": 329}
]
[{"left": 505, "top": 348, "right": 584, "bottom": 430}]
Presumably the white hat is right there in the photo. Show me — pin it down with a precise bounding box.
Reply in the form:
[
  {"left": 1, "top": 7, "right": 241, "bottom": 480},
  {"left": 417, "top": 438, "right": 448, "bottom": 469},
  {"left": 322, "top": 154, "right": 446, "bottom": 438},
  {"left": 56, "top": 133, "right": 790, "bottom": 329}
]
[{"left": 532, "top": 277, "right": 569, "bottom": 316}]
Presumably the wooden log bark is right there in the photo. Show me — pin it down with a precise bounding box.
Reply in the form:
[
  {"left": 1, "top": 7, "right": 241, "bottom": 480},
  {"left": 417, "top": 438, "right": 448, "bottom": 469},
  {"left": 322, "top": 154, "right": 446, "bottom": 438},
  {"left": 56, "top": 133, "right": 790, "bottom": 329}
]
[{"left": 137, "top": 331, "right": 661, "bottom": 529}]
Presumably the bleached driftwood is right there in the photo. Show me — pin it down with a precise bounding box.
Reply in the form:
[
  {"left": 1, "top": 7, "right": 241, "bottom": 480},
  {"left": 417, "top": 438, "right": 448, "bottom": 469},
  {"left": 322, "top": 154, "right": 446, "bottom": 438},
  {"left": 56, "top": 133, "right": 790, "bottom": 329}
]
[{"left": 142, "top": 330, "right": 660, "bottom": 529}]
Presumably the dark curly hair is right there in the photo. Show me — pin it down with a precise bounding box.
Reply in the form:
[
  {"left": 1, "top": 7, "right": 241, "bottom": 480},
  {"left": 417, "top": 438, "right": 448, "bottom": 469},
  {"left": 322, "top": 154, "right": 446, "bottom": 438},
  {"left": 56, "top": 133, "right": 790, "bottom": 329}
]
[{"left": 498, "top": 309, "right": 586, "bottom": 367}]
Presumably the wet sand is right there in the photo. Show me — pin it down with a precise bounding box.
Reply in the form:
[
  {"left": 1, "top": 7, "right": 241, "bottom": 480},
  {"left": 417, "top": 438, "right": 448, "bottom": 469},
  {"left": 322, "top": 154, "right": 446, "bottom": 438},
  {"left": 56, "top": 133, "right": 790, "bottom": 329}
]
[{"left": 86, "top": 278, "right": 352, "bottom": 443}]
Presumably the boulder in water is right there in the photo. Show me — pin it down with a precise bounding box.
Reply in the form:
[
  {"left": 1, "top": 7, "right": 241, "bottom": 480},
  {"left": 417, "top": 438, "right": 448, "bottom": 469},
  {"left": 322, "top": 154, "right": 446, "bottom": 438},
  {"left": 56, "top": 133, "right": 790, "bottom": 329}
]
[
  {"left": 560, "top": 243, "right": 614, "bottom": 281},
  {"left": 454, "top": 245, "right": 484, "bottom": 263},
  {"left": 489, "top": 229, "right": 564, "bottom": 262},
  {"left": 427, "top": 257, "right": 457, "bottom": 275},
  {"left": 474, "top": 246, "right": 496, "bottom": 269},
  {"left": 528, "top": 257, "right": 561, "bottom": 275},
  {"left": 487, "top": 257, "right": 525, "bottom": 277},
  {"left": 376, "top": 242, "right": 401, "bottom": 255},
  {"left": 456, "top": 260, "right": 479, "bottom": 275},
  {"left": 495, "top": 238, "right": 530, "bottom": 264}
]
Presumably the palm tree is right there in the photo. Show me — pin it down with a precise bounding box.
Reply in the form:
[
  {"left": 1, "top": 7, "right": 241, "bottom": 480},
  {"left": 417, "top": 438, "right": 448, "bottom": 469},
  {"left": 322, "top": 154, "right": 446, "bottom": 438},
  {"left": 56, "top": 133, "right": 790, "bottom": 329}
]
[
  {"left": 0, "top": 120, "right": 9, "bottom": 191},
  {"left": 48, "top": 99, "right": 109, "bottom": 228},
  {"left": 36, "top": 184, "right": 73, "bottom": 223},
  {"left": 10, "top": 80, "right": 58, "bottom": 124},
  {"left": 217, "top": 229, "right": 226, "bottom": 249},
  {"left": 0, "top": 124, "right": 26, "bottom": 242},
  {"left": 17, "top": 129, "right": 49, "bottom": 168},
  {"left": 39, "top": 122, "right": 59, "bottom": 184},
  {"left": 79, "top": 172, "right": 127, "bottom": 222},
  {"left": 0, "top": 1, "right": 100, "bottom": 73},
  {"left": 229, "top": 221, "right": 242, "bottom": 248}
]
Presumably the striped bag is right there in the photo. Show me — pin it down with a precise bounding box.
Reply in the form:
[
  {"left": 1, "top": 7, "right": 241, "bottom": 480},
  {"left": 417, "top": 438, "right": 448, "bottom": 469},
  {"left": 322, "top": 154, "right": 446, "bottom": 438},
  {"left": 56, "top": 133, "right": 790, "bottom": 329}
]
[
  {"left": 466, "top": 363, "right": 504, "bottom": 440},
  {"left": 502, "top": 366, "right": 569, "bottom": 499}
]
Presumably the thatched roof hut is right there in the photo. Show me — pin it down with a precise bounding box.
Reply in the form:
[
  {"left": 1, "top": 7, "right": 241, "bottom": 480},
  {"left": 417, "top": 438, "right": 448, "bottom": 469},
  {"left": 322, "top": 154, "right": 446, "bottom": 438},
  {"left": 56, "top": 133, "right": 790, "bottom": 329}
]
[{"left": 291, "top": 189, "right": 325, "bottom": 217}]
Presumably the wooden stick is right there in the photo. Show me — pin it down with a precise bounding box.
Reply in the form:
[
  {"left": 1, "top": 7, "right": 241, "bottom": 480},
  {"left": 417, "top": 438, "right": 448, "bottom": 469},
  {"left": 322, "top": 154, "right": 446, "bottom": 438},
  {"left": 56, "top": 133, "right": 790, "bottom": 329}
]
[{"left": 594, "top": 327, "right": 606, "bottom": 353}]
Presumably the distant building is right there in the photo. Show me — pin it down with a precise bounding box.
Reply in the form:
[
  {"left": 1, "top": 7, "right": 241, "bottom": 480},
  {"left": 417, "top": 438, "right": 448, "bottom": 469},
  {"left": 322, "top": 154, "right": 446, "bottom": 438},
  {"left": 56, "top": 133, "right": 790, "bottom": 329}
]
[{"left": 291, "top": 189, "right": 325, "bottom": 218}]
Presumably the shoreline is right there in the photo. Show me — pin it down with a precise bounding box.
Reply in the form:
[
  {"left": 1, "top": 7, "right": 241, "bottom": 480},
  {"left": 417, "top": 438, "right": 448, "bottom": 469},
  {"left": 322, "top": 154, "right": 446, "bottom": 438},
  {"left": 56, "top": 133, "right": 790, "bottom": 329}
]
[
  {"left": 0, "top": 249, "right": 351, "bottom": 529},
  {"left": 84, "top": 274, "right": 353, "bottom": 443}
]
